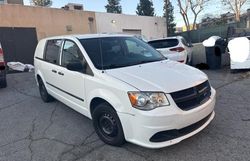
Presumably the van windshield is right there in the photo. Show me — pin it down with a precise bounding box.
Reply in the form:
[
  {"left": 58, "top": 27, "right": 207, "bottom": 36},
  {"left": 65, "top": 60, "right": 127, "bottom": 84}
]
[{"left": 79, "top": 37, "right": 165, "bottom": 70}]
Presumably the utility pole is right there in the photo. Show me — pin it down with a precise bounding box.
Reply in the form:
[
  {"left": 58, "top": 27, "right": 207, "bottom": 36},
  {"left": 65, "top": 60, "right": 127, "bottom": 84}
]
[
  {"left": 165, "top": 0, "right": 169, "bottom": 37},
  {"left": 247, "top": 9, "right": 250, "bottom": 28}
]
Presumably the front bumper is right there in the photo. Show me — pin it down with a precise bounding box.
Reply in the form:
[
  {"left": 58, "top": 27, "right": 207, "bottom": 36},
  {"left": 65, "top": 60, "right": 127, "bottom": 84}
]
[{"left": 118, "top": 88, "right": 216, "bottom": 149}]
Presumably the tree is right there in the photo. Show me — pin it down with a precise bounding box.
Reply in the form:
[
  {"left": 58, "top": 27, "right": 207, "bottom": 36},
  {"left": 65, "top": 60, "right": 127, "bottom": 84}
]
[
  {"left": 177, "top": 0, "right": 190, "bottom": 31},
  {"left": 177, "top": 0, "right": 209, "bottom": 31},
  {"left": 164, "top": 0, "right": 176, "bottom": 34},
  {"left": 136, "top": 0, "right": 155, "bottom": 16},
  {"left": 190, "top": 0, "right": 210, "bottom": 29},
  {"left": 105, "top": 0, "right": 122, "bottom": 14},
  {"left": 222, "top": 0, "right": 249, "bottom": 22},
  {"left": 30, "top": 0, "right": 52, "bottom": 7}
]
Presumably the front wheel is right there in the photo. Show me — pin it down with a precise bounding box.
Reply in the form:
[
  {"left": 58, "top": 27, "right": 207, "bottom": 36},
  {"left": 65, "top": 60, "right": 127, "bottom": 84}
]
[{"left": 92, "top": 103, "right": 125, "bottom": 146}]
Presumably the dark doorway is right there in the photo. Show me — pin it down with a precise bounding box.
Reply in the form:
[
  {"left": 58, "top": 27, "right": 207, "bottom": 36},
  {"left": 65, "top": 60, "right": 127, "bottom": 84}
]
[{"left": 0, "top": 27, "right": 38, "bottom": 64}]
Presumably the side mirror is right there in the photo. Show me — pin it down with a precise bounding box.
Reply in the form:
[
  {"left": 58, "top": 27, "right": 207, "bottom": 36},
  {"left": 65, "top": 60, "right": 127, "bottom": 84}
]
[{"left": 66, "top": 60, "right": 86, "bottom": 72}]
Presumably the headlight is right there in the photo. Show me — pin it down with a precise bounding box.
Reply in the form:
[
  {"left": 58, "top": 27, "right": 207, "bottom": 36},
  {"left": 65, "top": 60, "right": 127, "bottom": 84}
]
[{"left": 128, "top": 92, "right": 170, "bottom": 111}]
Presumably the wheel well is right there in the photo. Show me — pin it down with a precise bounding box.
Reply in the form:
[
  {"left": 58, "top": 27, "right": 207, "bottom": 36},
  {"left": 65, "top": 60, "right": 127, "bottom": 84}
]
[
  {"left": 90, "top": 98, "right": 113, "bottom": 116},
  {"left": 37, "top": 75, "right": 42, "bottom": 81},
  {"left": 36, "top": 75, "right": 43, "bottom": 84}
]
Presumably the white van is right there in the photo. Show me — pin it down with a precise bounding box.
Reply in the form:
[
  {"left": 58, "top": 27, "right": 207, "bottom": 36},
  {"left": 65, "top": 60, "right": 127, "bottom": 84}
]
[{"left": 34, "top": 34, "right": 216, "bottom": 148}]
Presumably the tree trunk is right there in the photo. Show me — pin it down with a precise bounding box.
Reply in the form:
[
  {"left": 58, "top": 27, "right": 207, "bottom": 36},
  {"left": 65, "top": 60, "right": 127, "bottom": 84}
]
[
  {"left": 235, "top": 11, "right": 241, "bottom": 22},
  {"left": 165, "top": 0, "right": 169, "bottom": 36},
  {"left": 193, "top": 14, "right": 198, "bottom": 30}
]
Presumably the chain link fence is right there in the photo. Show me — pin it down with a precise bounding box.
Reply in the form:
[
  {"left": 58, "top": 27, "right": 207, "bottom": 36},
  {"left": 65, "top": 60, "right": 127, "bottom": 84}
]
[{"left": 170, "top": 21, "right": 248, "bottom": 43}]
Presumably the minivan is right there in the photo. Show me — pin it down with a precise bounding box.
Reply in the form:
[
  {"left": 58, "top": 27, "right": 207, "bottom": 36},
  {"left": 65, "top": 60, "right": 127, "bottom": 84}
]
[{"left": 34, "top": 34, "right": 216, "bottom": 148}]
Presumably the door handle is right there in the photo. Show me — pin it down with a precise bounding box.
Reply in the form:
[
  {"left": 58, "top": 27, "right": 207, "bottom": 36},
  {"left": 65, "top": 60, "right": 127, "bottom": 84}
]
[
  {"left": 58, "top": 72, "right": 64, "bottom": 76},
  {"left": 52, "top": 69, "right": 57, "bottom": 73}
]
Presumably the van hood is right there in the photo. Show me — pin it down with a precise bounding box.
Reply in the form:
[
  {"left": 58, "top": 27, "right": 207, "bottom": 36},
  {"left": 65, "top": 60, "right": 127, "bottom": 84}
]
[{"left": 106, "top": 60, "right": 208, "bottom": 93}]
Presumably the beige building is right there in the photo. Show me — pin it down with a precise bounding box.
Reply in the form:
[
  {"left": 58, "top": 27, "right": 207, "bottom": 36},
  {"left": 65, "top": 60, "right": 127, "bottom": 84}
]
[
  {"left": 63, "top": 3, "right": 84, "bottom": 11},
  {"left": 0, "top": 4, "right": 96, "bottom": 40},
  {"left": 95, "top": 12, "right": 167, "bottom": 40},
  {"left": 0, "top": 4, "right": 167, "bottom": 40},
  {"left": 0, "top": 4, "right": 167, "bottom": 64}
]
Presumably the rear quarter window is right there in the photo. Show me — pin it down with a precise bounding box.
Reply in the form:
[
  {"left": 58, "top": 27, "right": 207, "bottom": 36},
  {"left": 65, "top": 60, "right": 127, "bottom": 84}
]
[
  {"left": 44, "top": 39, "right": 62, "bottom": 64},
  {"left": 148, "top": 39, "right": 179, "bottom": 49}
]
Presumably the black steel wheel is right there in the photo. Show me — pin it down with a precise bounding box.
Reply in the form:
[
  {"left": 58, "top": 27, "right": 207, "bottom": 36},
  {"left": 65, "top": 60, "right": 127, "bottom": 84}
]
[{"left": 92, "top": 103, "right": 125, "bottom": 146}]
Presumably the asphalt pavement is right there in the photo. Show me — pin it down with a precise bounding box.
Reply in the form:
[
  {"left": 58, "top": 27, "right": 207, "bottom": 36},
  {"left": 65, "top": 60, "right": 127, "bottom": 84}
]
[{"left": 0, "top": 68, "right": 250, "bottom": 161}]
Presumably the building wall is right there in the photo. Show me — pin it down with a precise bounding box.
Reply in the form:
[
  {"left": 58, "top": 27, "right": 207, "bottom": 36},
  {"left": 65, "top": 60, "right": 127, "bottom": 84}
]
[
  {"left": 0, "top": 4, "right": 96, "bottom": 40},
  {"left": 95, "top": 12, "right": 167, "bottom": 40},
  {"left": 0, "top": 5, "right": 167, "bottom": 41},
  {"left": 182, "top": 24, "right": 197, "bottom": 32}
]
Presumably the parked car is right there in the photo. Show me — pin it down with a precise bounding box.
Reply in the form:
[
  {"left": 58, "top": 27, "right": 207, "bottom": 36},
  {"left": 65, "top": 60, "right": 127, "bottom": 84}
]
[
  {"left": 148, "top": 36, "right": 193, "bottom": 64},
  {"left": 0, "top": 42, "right": 7, "bottom": 88},
  {"left": 34, "top": 34, "right": 216, "bottom": 149}
]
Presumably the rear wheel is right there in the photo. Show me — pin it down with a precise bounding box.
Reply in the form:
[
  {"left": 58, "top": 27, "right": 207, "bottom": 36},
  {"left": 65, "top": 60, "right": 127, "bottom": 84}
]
[
  {"left": 0, "top": 78, "right": 7, "bottom": 88},
  {"left": 38, "top": 78, "right": 54, "bottom": 102},
  {"left": 186, "top": 56, "right": 192, "bottom": 65},
  {"left": 92, "top": 103, "right": 125, "bottom": 146},
  {"left": 230, "top": 69, "right": 239, "bottom": 73},
  {"left": 185, "top": 57, "right": 189, "bottom": 64}
]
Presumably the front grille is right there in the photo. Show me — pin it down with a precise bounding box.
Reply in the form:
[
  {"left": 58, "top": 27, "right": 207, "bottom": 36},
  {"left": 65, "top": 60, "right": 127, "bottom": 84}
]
[{"left": 170, "top": 81, "right": 211, "bottom": 111}]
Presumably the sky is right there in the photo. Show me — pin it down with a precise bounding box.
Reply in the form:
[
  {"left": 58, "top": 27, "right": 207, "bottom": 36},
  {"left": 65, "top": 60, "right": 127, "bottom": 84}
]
[{"left": 23, "top": 0, "right": 250, "bottom": 27}]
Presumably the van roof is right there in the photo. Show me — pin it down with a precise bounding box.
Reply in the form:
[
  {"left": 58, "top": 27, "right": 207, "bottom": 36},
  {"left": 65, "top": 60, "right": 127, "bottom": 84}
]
[{"left": 42, "top": 34, "right": 133, "bottom": 40}]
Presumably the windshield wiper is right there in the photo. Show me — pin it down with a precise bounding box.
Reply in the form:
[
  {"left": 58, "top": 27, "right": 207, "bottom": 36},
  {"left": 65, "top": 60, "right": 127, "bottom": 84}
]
[
  {"left": 103, "top": 64, "right": 129, "bottom": 69},
  {"left": 103, "top": 59, "right": 165, "bottom": 69},
  {"left": 131, "top": 59, "right": 163, "bottom": 66}
]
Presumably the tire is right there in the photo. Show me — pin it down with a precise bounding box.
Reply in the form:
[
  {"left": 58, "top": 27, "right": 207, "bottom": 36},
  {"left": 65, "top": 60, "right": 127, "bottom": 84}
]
[
  {"left": 38, "top": 78, "right": 54, "bottom": 102},
  {"left": 230, "top": 69, "right": 238, "bottom": 74},
  {"left": 0, "top": 79, "right": 7, "bottom": 88},
  {"left": 92, "top": 103, "right": 125, "bottom": 146},
  {"left": 186, "top": 56, "right": 192, "bottom": 65},
  {"left": 185, "top": 57, "right": 189, "bottom": 65}
]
